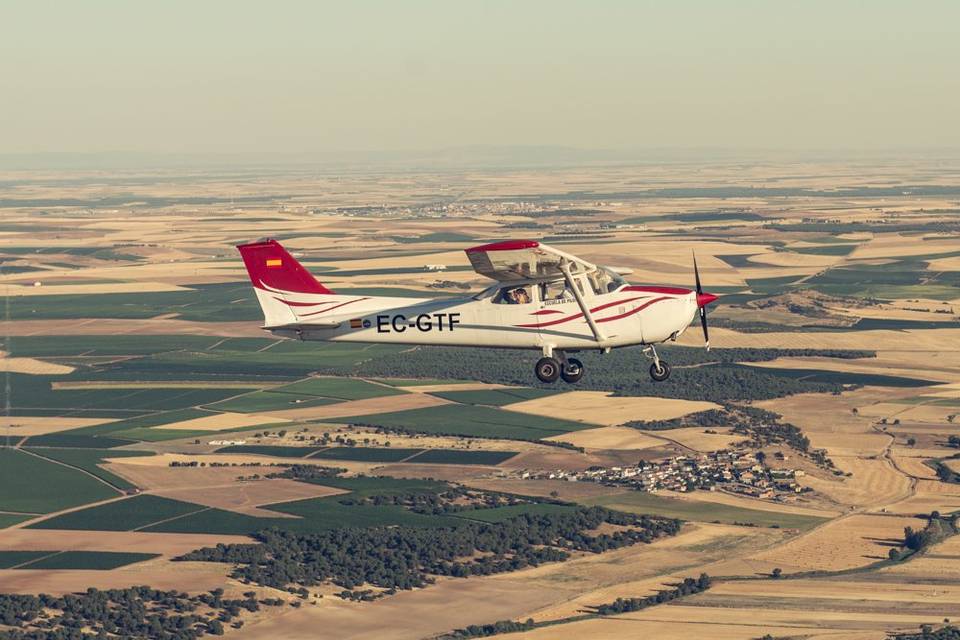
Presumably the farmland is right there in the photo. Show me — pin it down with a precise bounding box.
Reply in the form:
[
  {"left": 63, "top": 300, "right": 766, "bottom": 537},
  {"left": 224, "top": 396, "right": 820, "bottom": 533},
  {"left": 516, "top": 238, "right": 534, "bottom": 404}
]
[
  {"left": 333, "top": 404, "right": 595, "bottom": 440},
  {"left": 0, "top": 448, "right": 120, "bottom": 513},
  {"left": 4, "top": 159, "right": 960, "bottom": 638}
]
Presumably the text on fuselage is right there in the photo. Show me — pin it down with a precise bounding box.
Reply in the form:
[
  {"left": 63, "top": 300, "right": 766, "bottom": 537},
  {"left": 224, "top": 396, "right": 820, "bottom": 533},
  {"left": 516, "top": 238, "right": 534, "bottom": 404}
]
[{"left": 376, "top": 313, "right": 461, "bottom": 333}]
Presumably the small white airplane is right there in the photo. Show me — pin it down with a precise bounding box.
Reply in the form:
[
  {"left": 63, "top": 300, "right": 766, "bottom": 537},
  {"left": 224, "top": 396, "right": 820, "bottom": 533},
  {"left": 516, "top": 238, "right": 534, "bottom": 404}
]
[{"left": 238, "top": 239, "right": 718, "bottom": 383}]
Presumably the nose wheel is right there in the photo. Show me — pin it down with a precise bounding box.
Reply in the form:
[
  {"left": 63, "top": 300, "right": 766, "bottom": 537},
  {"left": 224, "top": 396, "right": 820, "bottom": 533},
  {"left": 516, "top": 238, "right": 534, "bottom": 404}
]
[{"left": 644, "top": 345, "right": 671, "bottom": 382}]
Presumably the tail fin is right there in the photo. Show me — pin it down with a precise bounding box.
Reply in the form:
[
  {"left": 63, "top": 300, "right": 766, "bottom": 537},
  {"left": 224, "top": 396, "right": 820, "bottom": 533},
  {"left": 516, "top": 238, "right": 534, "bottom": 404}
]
[{"left": 237, "top": 239, "right": 334, "bottom": 327}]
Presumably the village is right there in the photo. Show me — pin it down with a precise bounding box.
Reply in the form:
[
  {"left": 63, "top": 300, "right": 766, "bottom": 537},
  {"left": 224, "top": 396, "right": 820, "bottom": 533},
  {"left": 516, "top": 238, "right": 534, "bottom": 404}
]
[{"left": 514, "top": 449, "right": 809, "bottom": 501}]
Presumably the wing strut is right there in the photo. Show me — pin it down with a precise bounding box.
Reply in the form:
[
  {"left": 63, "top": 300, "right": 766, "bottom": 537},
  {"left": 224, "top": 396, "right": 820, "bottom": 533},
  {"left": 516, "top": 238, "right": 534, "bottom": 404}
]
[{"left": 559, "top": 261, "right": 606, "bottom": 344}]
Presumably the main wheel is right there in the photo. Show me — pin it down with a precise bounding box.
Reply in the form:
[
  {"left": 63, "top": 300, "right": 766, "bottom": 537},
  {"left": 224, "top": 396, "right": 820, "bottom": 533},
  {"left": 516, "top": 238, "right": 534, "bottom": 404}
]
[
  {"left": 561, "top": 357, "right": 584, "bottom": 384},
  {"left": 649, "top": 360, "right": 671, "bottom": 382},
  {"left": 535, "top": 357, "right": 562, "bottom": 383}
]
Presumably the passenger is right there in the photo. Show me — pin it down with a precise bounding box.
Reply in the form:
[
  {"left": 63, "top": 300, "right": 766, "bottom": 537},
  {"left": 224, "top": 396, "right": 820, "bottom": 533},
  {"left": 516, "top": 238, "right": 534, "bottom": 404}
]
[{"left": 509, "top": 287, "right": 530, "bottom": 304}]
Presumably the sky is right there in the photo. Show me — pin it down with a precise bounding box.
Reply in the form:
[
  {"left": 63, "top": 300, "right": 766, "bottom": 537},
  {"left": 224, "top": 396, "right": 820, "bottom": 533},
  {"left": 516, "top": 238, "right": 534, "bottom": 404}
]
[{"left": 1, "top": 0, "right": 958, "bottom": 156}]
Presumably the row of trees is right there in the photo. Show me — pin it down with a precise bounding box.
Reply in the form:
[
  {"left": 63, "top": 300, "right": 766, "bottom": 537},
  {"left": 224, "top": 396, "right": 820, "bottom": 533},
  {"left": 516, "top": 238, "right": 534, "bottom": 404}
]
[
  {"left": 179, "top": 508, "right": 682, "bottom": 594},
  {"left": 444, "top": 574, "right": 713, "bottom": 638},
  {"left": 594, "top": 574, "right": 712, "bottom": 615},
  {"left": 0, "top": 586, "right": 285, "bottom": 640}
]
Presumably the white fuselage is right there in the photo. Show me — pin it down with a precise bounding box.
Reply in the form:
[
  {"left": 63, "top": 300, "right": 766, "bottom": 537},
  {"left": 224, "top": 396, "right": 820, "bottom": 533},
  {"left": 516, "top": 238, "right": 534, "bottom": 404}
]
[{"left": 262, "top": 282, "right": 699, "bottom": 352}]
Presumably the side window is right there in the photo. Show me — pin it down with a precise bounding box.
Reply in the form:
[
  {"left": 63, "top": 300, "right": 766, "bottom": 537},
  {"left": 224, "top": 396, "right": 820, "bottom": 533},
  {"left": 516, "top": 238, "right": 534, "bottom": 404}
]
[
  {"left": 492, "top": 285, "right": 533, "bottom": 305},
  {"left": 540, "top": 280, "right": 572, "bottom": 301}
]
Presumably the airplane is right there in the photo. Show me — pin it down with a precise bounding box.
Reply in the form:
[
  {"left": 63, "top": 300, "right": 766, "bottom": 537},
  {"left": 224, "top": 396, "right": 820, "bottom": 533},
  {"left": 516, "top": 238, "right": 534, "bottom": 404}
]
[{"left": 237, "top": 239, "right": 718, "bottom": 383}]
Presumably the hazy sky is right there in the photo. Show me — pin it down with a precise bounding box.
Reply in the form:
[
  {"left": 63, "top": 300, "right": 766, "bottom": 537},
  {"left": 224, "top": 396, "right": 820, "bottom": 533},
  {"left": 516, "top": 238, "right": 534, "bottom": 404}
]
[{"left": 2, "top": 0, "right": 958, "bottom": 155}]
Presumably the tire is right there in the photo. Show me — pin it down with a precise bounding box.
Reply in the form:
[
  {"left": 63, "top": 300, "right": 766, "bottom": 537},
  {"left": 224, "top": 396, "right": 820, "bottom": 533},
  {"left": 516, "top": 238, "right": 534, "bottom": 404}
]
[
  {"left": 561, "top": 358, "right": 584, "bottom": 384},
  {"left": 649, "top": 360, "right": 671, "bottom": 382},
  {"left": 535, "top": 357, "right": 562, "bottom": 383}
]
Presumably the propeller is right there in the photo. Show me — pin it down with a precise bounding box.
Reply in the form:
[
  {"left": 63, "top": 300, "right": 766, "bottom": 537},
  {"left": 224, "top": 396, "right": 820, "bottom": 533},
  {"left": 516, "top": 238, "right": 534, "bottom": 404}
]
[{"left": 693, "top": 252, "right": 718, "bottom": 350}]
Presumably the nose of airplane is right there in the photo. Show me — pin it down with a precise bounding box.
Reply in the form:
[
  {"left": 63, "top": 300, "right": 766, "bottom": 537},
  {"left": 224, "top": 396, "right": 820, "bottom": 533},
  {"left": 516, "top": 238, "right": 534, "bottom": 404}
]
[{"left": 696, "top": 292, "right": 718, "bottom": 308}]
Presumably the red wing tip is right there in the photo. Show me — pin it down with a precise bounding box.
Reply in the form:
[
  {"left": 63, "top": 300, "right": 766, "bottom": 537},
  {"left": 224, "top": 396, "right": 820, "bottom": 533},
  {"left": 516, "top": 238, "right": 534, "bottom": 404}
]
[{"left": 465, "top": 240, "right": 540, "bottom": 254}]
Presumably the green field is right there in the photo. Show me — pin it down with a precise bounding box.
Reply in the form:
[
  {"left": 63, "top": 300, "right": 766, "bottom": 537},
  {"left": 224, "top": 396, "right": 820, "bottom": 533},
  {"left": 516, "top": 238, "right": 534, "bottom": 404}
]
[
  {"left": 0, "top": 514, "right": 31, "bottom": 529},
  {"left": 5, "top": 374, "right": 244, "bottom": 418},
  {"left": 310, "top": 447, "right": 422, "bottom": 462},
  {"left": 271, "top": 377, "right": 408, "bottom": 400},
  {"left": 215, "top": 445, "right": 323, "bottom": 457},
  {"left": 24, "top": 448, "right": 154, "bottom": 490},
  {"left": 21, "top": 434, "right": 135, "bottom": 449},
  {"left": 733, "top": 364, "right": 939, "bottom": 388},
  {"left": 69, "top": 408, "right": 213, "bottom": 435},
  {"left": 0, "top": 448, "right": 120, "bottom": 514},
  {"left": 405, "top": 449, "right": 519, "bottom": 465},
  {"left": 0, "top": 551, "right": 53, "bottom": 569},
  {"left": 583, "top": 492, "right": 829, "bottom": 531},
  {"left": 790, "top": 244, "right": 859, "bottom": 256},
  {"left": 105, "top": 427, "right": 216, "bottom": 442},
  {"left": 455, "top": 503, "right": 576, "bottom": 522},
  {"left": 28, "top": 495, "right": 206, "bottom": 531},
  {"left": 205, "top": 391, "right": 341, "bottom": 413},
  {"left": 429, "top": 387, "right": 561, "bottom": 406},
  {"left": 370, "top": 378, "right": 470, "bottom": 387},
  {"left": 15, "top": 551, "right": 160, "bottom": 570},
  {"left": 22, "top": 476, "right": 569, "bottom": 535},
  {"left": 332, "top": 404, "right": 593, "bottom": 441}
]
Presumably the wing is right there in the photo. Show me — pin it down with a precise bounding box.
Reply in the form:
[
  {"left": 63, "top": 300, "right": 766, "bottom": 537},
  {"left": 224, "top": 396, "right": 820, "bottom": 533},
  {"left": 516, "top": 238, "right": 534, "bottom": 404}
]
[{"left": 464, "top": 240, "right": 597, "bottom": 282}]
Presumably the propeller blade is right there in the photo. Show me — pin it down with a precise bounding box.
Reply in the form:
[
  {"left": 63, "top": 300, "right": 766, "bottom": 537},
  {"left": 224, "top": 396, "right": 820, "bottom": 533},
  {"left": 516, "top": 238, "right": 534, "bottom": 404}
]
[
  {"left": 693, "top": 251, "right": 703, "bottom": 295},
  {"left": 700, "top": 306, "right": 710, "bottom": 351},
  {"left": 694, "top": 250, "right": 710, "bottom": 350}
]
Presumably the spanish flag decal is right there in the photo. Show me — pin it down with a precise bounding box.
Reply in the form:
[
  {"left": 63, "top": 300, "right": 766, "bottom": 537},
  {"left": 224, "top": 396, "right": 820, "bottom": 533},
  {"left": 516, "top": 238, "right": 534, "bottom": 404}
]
[
  {"left": 350, "top": 318, "right": 363, "bottom": 329},
  {"left": 265, "top": 258, "right": 282, "bottom": 268}
]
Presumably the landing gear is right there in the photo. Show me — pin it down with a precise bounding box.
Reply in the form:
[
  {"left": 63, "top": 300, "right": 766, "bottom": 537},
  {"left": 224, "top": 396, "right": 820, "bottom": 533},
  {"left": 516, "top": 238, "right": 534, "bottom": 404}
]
[
  {"left": 649, "top": 360, "right": 671, "bottom": 382},
  {"left": 561, "top": 357, "right": 584, "bottom": 384},
  {"left": 644, "top": 345, "right": 671, "bottom": 382},
  {"left": 535, "top": 357, "right": 562, "bottom": 383}
]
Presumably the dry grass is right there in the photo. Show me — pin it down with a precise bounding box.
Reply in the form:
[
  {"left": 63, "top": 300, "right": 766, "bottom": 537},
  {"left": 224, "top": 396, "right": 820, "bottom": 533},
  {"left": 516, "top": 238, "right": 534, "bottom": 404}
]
[
  {"left": 259, "top": 392, "right": 449, "bottom": 421},
  {"left": 0, "top": 355, "right": 73, "bottom": 375},
  {"left": 650, "top": 426, "right": 748, "bottom": 452},
  {"left": 506, "top": 392, "right": 718, "bottom": 426},
  {"left": 802, "top": 456, "right": 912, "bottom": 508},
  {"left": 751, "top": 514, "right": 927, "bottom": 572},
  {"left": 0, "top": 416, "right": 113, "bottom": 435},
  {"left": 543, "top": 426, "right": 666, "bottom": 450},
  {"left": 160, "top": 412, "right": 289, "bottom": 432}
]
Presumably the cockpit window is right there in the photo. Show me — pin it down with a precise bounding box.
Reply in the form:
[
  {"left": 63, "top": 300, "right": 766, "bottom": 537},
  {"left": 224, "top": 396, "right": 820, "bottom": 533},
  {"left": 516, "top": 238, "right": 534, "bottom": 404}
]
[
  {"left": 589, "top": 267, "right": 626, "bottom": 294},
  {"left": 540, "top": 279, "right": 573, "bottom": 302},
  {"left": 492, "top": 285, "right": 533, "bottom": 305}
]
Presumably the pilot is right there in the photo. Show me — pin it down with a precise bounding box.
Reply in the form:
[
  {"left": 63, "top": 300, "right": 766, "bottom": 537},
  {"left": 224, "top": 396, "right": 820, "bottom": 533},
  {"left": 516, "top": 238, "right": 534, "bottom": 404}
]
[{"left": 508, "top": 287, "right": 530, "bottom": 304}]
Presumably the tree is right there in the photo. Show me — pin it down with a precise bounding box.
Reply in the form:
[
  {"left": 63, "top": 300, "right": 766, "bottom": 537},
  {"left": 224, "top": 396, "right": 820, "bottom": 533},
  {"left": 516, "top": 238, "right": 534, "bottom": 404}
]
[{"left": 888, "top": 548, "right": 901, "bottom": 561}]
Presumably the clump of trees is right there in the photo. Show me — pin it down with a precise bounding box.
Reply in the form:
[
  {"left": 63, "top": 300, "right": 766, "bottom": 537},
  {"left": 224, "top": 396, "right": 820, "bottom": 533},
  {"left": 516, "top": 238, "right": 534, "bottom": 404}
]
[
  {"left": 0, "top": 586, "right": 285, "bottom": 639},
  {"left": 892, "top": 624, "right": 960, "bottom": 639},
  {"left": 444, "top": 574, "right": 712, "bottom": 638},
  {"left": 446, "top": 618, "right": 537, "bottom": 638},
  {"left": 625, "top": 408, "right": 728, "bottom": 431},
  {"left": 594, "top": 574, "right": 711, "bottom": 615},
  {"left": 263, "top": 464, "right": 347, "bottom": 481},
  {"left": 179, "top": 508, "right": 681, "bottom": 595}
]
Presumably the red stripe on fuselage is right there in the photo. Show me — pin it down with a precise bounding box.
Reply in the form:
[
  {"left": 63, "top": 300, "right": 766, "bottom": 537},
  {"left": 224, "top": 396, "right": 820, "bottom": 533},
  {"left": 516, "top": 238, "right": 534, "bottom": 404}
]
[
  {"left": 297, "top": 298, "right": 370, "bottom": 317},
  {"left": 623, "top": 285, "right": 692, "bottom": 295},
  {"left": 273, "top": 297, "right": 339, "bottom": 307},
  {"left": 595, "top": 296, "right": 671, "bottom": 323},
  {"left": 514, "top": 296, "right": 647, "bottom": 328}
]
